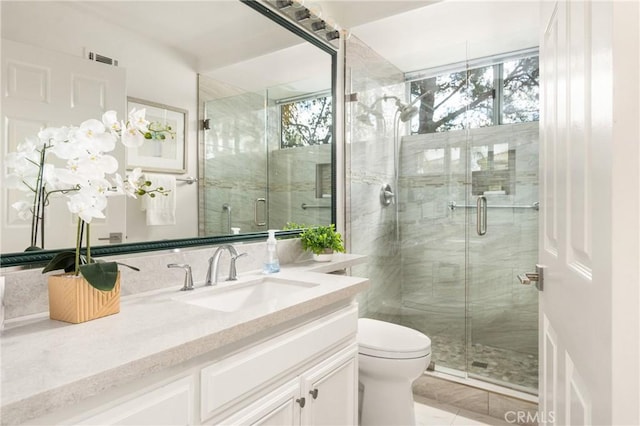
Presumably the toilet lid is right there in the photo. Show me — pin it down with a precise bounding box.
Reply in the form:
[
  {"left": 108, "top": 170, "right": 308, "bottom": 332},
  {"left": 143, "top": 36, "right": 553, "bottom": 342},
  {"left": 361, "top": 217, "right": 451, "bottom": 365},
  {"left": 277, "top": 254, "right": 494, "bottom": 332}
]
[{"left": 357, "top": 318, "right": 431, "bottom": 359}]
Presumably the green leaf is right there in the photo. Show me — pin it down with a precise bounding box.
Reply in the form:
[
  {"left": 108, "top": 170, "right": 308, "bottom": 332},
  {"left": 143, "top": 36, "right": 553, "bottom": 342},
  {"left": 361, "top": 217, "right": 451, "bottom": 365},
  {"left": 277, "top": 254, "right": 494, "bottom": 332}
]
[
  {"left": 42, "top": 251, "right": 77, "bottom": 274},
  {"left": 79, "top": 262, "right": 118, "bottom": 291}
]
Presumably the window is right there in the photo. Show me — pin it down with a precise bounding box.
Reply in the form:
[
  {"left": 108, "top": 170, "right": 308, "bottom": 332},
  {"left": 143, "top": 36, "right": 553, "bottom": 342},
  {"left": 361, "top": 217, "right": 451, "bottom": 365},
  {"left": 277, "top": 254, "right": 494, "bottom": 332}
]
[
  {"left": 502, "top": 56, "right": 539, "bottom": 123},
  {"left": 280, "top": 94, "right": 332, "bottom": 148},
  {"left": 409, "top": 53, "right": 539, "bottom": 134}
]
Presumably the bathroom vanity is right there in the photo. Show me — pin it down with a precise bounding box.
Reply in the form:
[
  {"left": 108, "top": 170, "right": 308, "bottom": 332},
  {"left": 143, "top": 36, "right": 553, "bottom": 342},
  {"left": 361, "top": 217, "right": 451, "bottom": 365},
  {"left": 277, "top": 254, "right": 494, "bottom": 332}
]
[{"left": 0, "top": 254, "right": 368, "bottom": 425}]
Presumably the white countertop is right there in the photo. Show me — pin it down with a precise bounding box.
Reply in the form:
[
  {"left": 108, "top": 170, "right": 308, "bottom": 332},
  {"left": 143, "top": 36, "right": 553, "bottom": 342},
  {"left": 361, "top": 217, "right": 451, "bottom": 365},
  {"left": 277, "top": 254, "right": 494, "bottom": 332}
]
[{"left": 0, "top": 254, "right": 368, "bottom": 425}]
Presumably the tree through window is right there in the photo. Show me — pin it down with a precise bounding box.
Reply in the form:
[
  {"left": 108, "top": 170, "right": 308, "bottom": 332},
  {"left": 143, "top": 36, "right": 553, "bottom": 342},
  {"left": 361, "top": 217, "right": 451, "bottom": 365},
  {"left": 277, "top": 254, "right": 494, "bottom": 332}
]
[
  {"left": 280, "top": 94, "right": 332, "bottom": 148},
  {"left": 409, "top": 54, "right": 539, "bottom": 134}
]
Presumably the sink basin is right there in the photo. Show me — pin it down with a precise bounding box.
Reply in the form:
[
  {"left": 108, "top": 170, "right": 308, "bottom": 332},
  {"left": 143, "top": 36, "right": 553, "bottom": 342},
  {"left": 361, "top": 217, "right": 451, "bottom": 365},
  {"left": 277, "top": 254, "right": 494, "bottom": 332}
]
[{"left": 176, "top": 276, "right": 318, "bottom": 312}]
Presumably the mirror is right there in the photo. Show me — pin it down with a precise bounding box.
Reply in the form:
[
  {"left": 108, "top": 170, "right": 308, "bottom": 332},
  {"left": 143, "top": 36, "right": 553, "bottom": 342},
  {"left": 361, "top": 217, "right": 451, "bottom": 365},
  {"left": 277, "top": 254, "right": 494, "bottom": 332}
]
[{"left": 0, "top": 0, "right": 336, "bottom": 267}]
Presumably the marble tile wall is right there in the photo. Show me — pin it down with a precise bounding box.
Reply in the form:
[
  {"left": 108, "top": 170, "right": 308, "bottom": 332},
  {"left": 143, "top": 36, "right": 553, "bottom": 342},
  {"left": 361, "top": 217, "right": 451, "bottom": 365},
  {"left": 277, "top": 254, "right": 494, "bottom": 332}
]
[{"left": 344, "top": 34, "right": 405, "bottom": 318}]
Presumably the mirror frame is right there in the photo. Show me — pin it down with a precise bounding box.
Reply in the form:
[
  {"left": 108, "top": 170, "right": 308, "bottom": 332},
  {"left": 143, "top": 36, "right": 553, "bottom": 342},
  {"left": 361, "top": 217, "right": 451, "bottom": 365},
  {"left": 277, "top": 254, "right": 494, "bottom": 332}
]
[{"left": 0, "top": 0, "right": 337, "bottom": 268}]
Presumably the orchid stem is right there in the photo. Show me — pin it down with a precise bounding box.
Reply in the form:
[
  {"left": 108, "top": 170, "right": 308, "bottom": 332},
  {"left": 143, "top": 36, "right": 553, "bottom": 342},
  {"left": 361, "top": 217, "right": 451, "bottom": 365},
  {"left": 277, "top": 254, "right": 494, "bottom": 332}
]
[
  {"left": 75, "top": 219, "right": 83, "bottom": 276},
  {"left": 86, "top": 223, "right": 91, "bottom": 265}
]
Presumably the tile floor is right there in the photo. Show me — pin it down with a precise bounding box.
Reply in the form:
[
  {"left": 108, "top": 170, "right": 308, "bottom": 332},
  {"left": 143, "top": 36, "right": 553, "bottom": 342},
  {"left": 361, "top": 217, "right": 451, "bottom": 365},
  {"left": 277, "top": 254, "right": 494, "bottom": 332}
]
[{"left": 415, "top": 396, "right": 513, "bottom": 426}]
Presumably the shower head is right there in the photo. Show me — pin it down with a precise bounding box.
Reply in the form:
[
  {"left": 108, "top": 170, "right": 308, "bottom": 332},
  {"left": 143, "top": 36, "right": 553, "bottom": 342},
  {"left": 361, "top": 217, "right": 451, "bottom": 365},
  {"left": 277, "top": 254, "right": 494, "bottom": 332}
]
[
  {"left": 381, "top": 95, "right": 419, "bottom": 122},
  {"left": 396, "top": 101, "right": 418, "bottom": 122},
  {"left": 355, "top": 94, "right": 423, "bottom": 126}
]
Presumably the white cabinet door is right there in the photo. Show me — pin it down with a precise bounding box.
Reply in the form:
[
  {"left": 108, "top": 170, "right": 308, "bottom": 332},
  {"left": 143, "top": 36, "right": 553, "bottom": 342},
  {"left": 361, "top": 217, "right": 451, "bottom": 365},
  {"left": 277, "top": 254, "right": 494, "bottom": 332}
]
[
  {"left": 213, "top": 379, "right": 300, "bottom": 426},
  {"left": 75, "top": 376, "right": 194, "bottom": 425},
  {"left": 301, "top": 345, "right": 358, "bottom": 426},
  {"left": 210, "top": 344, "right": 358, "bottom": 426}
]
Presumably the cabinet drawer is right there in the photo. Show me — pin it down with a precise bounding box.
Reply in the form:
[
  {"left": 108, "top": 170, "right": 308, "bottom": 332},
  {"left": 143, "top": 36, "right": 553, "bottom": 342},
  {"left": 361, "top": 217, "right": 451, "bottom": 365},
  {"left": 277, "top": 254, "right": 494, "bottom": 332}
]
[
  {"left": 74, "top": 376, "right": 194, "bottom": 425},
  {"left": 200, "top": 304, "right": 357, "bottom": 420}
]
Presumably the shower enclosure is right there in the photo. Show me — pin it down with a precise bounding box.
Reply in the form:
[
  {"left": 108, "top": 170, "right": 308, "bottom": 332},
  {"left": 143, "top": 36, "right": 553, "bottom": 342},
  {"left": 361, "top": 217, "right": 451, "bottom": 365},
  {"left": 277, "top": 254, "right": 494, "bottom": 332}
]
[
  {"left": 199, "top": 76, "right": 332, "bottom": 236},
  {"left": 346, "top": 35, "right": 539, "bottom": 393}
]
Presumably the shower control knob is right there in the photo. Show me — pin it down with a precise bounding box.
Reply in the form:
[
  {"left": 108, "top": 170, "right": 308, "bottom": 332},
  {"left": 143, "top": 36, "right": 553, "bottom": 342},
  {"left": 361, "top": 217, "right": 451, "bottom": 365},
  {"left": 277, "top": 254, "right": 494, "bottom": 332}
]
[{"left": 380, "top": 183, "right": 394, "bottom": 206}]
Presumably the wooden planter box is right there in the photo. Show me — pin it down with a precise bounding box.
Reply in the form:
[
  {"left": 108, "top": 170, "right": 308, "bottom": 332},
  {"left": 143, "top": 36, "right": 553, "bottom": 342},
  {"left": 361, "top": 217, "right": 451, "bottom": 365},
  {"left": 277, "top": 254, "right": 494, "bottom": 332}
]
[{"left": 48, "top": 273, "right": 120, "bottom": 324}]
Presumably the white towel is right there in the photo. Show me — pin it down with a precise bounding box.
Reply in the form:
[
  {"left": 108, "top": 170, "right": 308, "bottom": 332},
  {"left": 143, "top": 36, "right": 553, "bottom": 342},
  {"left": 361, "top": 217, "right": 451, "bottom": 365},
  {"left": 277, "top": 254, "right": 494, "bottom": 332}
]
[{"left": 142, "top": 174, "right": 176, "bottom": 226}]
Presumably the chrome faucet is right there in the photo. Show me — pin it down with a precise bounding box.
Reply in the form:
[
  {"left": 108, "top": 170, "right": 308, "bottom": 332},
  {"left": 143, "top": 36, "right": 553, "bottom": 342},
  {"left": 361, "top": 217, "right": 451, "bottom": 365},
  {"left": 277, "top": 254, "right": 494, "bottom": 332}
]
[
  {"left": 167, "top": 263, "right": 194, "bottom": 291},
  {"left": 205, "top": 245, "right": 247, "bottom": 286}
]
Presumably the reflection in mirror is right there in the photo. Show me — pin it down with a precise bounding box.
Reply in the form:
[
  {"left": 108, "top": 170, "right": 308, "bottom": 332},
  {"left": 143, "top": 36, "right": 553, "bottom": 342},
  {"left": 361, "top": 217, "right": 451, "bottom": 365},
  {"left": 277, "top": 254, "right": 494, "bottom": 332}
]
[
  {"left": 1, "top": 0, "right": 336, "bottom": 266},
  {"left": 198, "top": 42, "right": 332, "bottom": 235}
]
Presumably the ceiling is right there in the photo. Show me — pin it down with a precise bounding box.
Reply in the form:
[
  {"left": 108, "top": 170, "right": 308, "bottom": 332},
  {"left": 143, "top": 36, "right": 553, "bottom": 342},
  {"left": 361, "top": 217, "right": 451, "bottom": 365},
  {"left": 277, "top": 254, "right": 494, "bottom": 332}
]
[
  {"left": 67, "top": 0, "right": 438, "bottom": 72},
  {"left": 65, "top": 0, "right": 539, "bottom": 84}
]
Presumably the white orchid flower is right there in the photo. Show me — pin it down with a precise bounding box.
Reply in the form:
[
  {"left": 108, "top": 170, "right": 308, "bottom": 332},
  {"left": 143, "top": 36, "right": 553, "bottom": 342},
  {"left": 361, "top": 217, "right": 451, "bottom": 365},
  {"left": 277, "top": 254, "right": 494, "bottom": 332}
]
[
  {"left": 88, "top": 177, "right": 115, "bottom": 197},
  {"left": 102, "top": 110, "right": 121, "bottom": 134},
  {"left": 38, "top": 126, "right": 71, "bottom": 147},
  {"left": 49, "top": 129, "right": 86, "bottom": 160},
  {"left": 121, "top": 121, "right": 145, "bottom": 147},
  {"left": 75, "top": 119, "right": 117, "bottom": 153},
  {"left": 113, "top": 167, "right": 144, "bottom": 198},
  {"left": 128, "top": 168, "right": 147, "bottom": 196},
  {"left": 112, "top": 174, "right": 126, "bottom": 196},
  {"left": 4, "top": 148, "right": 41, "bottom": 192},
  {"left": 41, "top": 163, "right": 61, "bottom": 190},
  {"left": 76, "top": 153, "right": 119, "bottom": 176},
  {"left": 5, "top": 150, "right": 37, "bottom": 174},
  {"left": 14, "top": 136, "right": 41, "bottom": 156},
  {"left": 67, "top": 187, "right": 108, "bottom": 223},
  {"left": 128, "top": 108, "right": 149, "bottom": 133}
]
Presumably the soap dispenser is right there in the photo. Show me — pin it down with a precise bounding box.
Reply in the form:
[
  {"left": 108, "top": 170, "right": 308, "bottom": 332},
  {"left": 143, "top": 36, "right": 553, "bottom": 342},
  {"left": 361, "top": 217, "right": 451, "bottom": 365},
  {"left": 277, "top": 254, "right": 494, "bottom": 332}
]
[{"left": 263, "top": 229, "right": 280, "bottom": 274}]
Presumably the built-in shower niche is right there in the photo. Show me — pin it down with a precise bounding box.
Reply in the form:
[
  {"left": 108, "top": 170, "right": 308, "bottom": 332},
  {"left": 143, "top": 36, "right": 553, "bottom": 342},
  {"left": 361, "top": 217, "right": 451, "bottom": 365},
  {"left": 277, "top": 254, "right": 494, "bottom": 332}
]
[
  {"left": 315, "top": 163, "right": 331, "bottom": 198},
  {"left": 471, "top": 148, "right": 516, "bottom": 196}
]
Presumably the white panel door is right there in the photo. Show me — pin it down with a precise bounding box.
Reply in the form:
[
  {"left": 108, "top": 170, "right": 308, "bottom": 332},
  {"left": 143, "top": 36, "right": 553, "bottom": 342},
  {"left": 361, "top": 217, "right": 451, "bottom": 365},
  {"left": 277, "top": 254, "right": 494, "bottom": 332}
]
[
  {"left": 539, "top": 1, "right": 640, "bottom": 425},
  {"left": 1, "top": 39, "right": 126, "bottom": 253}
]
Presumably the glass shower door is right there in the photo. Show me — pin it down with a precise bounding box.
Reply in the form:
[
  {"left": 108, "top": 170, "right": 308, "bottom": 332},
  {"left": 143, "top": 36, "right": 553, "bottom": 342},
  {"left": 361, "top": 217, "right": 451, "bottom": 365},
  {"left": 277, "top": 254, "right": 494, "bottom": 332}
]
[
  {"left": 202, "top": 91, "right": 268, "bottom": 236},
  {"left": 465, "top": 122, "right": 539, "bottom": 392}
]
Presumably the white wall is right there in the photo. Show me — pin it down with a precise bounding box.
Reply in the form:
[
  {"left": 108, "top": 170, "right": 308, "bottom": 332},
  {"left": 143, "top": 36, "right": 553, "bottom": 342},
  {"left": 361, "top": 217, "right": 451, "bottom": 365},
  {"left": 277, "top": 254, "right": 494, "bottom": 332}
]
[{"left": 1, "top": 1, "right": 199, "bottom": 243}]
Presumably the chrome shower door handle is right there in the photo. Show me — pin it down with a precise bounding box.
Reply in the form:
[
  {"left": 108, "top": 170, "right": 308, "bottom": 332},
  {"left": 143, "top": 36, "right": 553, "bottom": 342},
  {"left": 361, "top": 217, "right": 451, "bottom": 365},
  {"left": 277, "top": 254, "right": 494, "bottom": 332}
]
[
  {"left": 222, "top": 203, "right": 232, "bottom": 234},
  {"left": 476, "top": 196, "right": 487, "bottom": 236},
  {"left": 254, "top": 198, "right": 266, "bottom": 227}
]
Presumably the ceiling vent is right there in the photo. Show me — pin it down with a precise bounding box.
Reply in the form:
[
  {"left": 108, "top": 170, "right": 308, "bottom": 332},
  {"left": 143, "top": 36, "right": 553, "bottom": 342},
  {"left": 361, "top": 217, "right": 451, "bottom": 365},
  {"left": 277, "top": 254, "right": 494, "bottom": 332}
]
[{"left": 86, "top": 50, "right": 118, "bottom": 67}]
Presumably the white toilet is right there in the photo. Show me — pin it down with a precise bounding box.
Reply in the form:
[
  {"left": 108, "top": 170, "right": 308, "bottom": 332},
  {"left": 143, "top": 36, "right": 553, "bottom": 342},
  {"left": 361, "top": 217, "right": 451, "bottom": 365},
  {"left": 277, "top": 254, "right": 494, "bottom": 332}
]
[{"left": 357, "top": 318, "right": 432, "bottom": 426}]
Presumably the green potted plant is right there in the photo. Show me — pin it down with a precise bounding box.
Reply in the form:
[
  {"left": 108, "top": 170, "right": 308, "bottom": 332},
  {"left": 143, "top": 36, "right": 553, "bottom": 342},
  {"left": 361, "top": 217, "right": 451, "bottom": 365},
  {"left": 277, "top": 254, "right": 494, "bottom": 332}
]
[{"left": 298, "top": 224, "right": 345, "bottom": 262}]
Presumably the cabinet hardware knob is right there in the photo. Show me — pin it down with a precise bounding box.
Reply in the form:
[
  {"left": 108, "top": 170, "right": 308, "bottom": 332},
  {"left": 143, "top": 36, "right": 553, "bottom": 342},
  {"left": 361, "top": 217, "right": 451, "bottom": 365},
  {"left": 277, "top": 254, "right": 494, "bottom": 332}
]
[
  {"left": 309, "top": 388, "right": 319, "bottom": 399},
  {"left": 296, "top": 397, "right": 306, "bottom": 408}
]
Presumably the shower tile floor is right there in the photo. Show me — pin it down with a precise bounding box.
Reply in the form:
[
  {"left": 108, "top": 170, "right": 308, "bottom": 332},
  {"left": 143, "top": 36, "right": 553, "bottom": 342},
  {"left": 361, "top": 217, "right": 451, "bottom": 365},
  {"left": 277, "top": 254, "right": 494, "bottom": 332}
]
[{"left": 370, "top": 308, "right": 539, "bottom": 391}]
